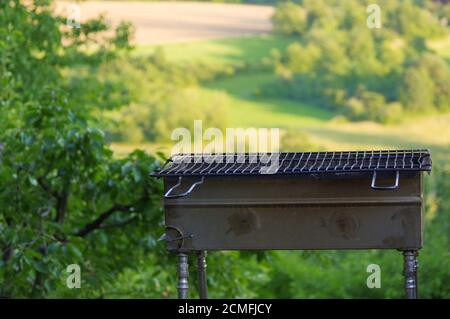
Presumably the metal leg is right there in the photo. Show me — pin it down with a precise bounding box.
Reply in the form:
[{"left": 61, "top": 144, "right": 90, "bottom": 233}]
[
  {"left": 197, "top": 251, "right": 208, "bottom": 299},
  {"left": 177, "top": 252, "right": 189, "bottom": 299},
  {"left": 403, "top": 250, "right": 419, "bottom": 299}
]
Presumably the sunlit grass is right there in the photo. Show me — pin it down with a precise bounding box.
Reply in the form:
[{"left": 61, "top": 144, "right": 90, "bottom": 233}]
[
  {"left": 113, "top": 34, "right": 450, "bottom": 161},
  {"left": 133, "top": 34, "right": 295, "bottom": 67},
  {"left": 205, "top": 71, "right": 450, "bottom": 156},
  {"left": 428, "top": 35, "right": 450, "bottom": 60}
]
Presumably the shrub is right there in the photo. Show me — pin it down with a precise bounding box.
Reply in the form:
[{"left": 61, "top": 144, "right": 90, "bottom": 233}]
[
  {"left": 400, "top": 66, "right": 435, "bottom": 111},
  {"left": 269, "top": 0, "right": 449, "bottom": 122},
  {"left": 272, "top": 2, "right": 308, "bottom": 36}
]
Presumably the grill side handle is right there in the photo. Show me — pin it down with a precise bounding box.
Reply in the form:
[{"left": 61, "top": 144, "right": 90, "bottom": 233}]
[
  {"left": 371, "top": 170, "right": 399, "bottom": 190},
  {"left": 164, "top": 176, "right": 205, "bottom": 199}
]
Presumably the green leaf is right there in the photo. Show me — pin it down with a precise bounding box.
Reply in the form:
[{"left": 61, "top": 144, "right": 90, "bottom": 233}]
[
  {"left": 69, "top": 245, "right": 83, "bottom": 259},
  {"left": 121, "top": 162, "right": 133, "bottom": 175},
  {"left": 28, "top": 176, "right": 38, "bottom": 186},
  {"left": 132, "top": 168, "right": 141, "bottom": 183},
  {"left": 35, "top": 261, "right": 47, "bottom": 274}
]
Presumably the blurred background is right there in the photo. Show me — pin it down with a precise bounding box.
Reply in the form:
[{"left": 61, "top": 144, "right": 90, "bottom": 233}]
[{"left": 0, "top": 0, "right": 449, "bottom": 298}]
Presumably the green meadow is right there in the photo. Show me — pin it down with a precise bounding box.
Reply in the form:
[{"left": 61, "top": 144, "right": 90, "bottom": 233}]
[
  {"left": 110, "top": 32, "right": 450, "bottom": 298},
  {"left": 115, "top": 34, "right": 450, "bottom": 161}
]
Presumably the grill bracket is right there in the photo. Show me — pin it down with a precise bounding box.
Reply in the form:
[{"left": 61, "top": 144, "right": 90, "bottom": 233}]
[
  {"left": 164, "top": 176, "right": 205, "bottom": 199},
  {"left": 371, "top": 170, "right": 400, "bottom": 190}
]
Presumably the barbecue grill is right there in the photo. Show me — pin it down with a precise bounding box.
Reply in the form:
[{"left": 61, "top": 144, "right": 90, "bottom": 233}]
[{"left": 151, "top": 149, "right": 432, "bottom": 299}]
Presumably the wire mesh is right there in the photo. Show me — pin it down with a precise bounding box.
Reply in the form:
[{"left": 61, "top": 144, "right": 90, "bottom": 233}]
[{"left": 151, "top": 149, "right": 432, "bottom": 177}]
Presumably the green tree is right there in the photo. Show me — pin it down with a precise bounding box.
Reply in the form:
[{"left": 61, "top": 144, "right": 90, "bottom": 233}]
[
  {"left": 400, "top": 66, "right": 435, "bottom": 111},
  {"left": 395, "top": 0, "right": 445, "bottom": 40},
  {"left": 417, "top": 54, "right": 450, "bottom": 110},
  {"left": 272, "top": 2, "right": 308, "bottom": 35},
  {"left": 283, "top": 42, "right": 321, "bottom": 75},
  {"left": 0, "top": 0, "right": 162, "bottom": 298},
  {"left": 269, "top": 0, "right": 449, "bottom": 121}
]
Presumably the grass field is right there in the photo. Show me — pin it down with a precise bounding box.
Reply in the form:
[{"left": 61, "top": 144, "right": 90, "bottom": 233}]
[
  {"left": 114, "top": 35, "right": 450, "bottom": 162},
  {"left": 134, "top": 34, "right": 295, "bottom": 67},
  {"left": 203, "top": 76, "right": 450, "bottom": 162}
]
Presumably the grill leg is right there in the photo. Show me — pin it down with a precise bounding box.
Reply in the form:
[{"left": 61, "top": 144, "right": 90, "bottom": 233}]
[
  {"left": 197, "top": 251, "right": 208, "bottom": 299},
  {"left": 403, "top": 250, "right": 419, "bottom": 299},
  {"left": 177, "top": 252, "right": 189, "bottom": 299}
]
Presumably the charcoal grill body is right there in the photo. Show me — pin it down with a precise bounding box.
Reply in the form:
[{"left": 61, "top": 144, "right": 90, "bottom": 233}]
[{"left": 152, "top": 150, "right": 432, "bottom": 299}]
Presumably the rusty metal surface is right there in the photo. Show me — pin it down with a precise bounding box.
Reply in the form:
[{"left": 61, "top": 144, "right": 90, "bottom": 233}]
[
  {"left": 162, "top": 173, "right": 423, "bottom": 251},
  {"left": 163, "top": 172, "right": 421, "bottom": 203}
]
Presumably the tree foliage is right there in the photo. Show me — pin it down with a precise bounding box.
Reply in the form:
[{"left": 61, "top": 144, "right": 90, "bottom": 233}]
[
  {"left": 100, "top": 54, "right": 230, "bottom": 143},
  {"left": 0, "top": 0, "right": 164, "bottom": 297},
  {"left": 0, "top": 0, "right": 270, "bottom": 299},
  {"left": 269, "top": 0, "right": 450, "bottom": 122}
]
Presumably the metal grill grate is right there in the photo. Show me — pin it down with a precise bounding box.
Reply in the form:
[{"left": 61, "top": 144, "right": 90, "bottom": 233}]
[{"left": 151, "top": 149, "right": 432, "bottom": 177}]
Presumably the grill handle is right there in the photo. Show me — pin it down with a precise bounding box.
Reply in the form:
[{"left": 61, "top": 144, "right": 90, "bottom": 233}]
[
  {"left": 164, "top": 176, "right": 205, "bottom": 199},
  {"left": 371, "top": 170, "right": 399, "bottom": 190}
]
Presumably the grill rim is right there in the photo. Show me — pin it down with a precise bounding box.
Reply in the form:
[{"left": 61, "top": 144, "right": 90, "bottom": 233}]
[{"left": 151, "top": 149, "right": 432, "bottom": 178}]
